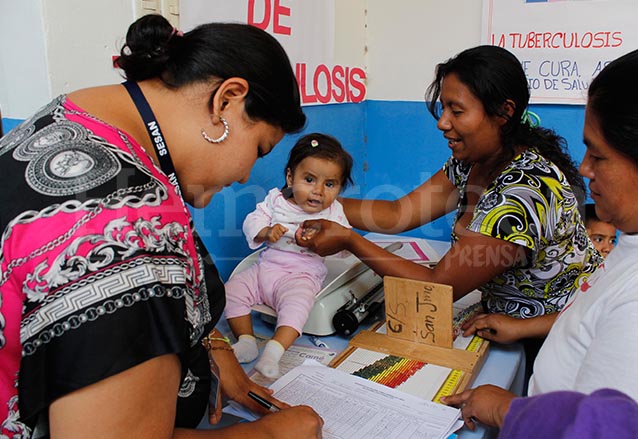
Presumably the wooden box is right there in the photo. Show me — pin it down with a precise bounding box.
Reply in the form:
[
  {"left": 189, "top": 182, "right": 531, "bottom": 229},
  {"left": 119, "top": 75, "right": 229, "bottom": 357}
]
[{"left": 329, "top": 277, "right": 489, "bottom": 402}]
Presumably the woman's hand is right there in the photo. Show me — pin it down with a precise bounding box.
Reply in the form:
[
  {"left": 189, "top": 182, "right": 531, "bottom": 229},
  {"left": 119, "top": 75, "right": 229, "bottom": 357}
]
[
  {"left": 461, "top": 313, "right": 525, "bottom": 344},
  {"left": 254, "top": 406, "right": 324, "bottom": 439},
  {"left": 209, "top": 348, "right": 323, "bottom": 438},
  {"left": 441, "top": 385, "right": 515, "bottom": 430},
  {"left": 209, "top": 348, "right": 289, "bottom": 416},
  {"left": 295, "top": 219, "right": 353, "bottom": 256},
  {"left": 462, "top": 313, "right": 556, "bottom": 343}
]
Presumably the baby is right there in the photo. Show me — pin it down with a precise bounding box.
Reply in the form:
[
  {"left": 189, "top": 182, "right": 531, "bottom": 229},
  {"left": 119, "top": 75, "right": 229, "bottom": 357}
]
[{"left": 224, "top": 133, "right": 353, "bottom": 378}]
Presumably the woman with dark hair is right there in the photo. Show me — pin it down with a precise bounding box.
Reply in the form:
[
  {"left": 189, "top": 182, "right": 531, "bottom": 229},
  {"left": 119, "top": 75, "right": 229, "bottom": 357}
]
[
  {"left": 425, "top": 46, "right": 586, "bottom": 201},
  {"left": 443, "top": 48, "right": 638, "bottom": 433},
  {"left": 297, "top": 45, "right": 600, "bottom": 369},
  {"left": 0, "top": 14, "right": 322, "bottom": 439}
]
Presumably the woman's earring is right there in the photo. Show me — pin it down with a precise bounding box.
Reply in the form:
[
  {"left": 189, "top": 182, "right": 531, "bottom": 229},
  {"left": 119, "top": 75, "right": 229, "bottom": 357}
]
[{"left": 201, "top": 115, "right": 229, "bottom": 144}]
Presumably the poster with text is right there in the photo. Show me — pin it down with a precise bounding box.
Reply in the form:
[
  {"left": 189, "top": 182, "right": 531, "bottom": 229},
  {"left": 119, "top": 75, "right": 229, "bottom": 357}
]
[
  {"left": 180, "top": 0, "right": 366, "bottom": 105},
  {"left": 482, "top": 0, "right": 637, "bottom": 104}
]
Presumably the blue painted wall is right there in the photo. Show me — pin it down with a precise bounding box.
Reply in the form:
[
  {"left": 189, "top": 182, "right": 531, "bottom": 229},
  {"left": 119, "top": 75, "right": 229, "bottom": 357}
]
[
  {"left": 194, "top": 100, "right": 588, "bottom": 280},
  {"left": 363, "top": 100, "right": 588, "bottom": 242},
  {"left": 1, "top": 100, "right": 588, "bottom": 281},
  {"left": 2, "top": 119, "right": 22, "bottom": 135}
]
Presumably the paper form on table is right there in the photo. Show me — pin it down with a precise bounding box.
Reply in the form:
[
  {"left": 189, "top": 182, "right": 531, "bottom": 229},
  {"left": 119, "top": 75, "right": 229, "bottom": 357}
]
[{"left": 269, "top": 360, "right": 461, "bottom": 439}]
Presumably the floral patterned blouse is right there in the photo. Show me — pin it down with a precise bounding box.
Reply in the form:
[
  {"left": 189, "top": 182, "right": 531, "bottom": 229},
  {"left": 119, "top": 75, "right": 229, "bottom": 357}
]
[{"left": 444, "top": 148, "right": 601, "bottom": 318}]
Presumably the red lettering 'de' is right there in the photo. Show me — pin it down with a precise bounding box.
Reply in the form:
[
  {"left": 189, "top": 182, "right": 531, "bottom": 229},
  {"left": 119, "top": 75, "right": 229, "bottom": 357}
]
[{"left": 247, "top": 0, "right": 291, "bottom": 35}]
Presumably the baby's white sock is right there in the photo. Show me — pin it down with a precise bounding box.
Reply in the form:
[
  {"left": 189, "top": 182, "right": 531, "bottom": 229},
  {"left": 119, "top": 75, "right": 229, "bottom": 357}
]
[
  {"left": 255, "top": 340, "right": 285, "bottom": 378},
  {"left": 232, "top": 335, "right": 259, "bottom": 363}
]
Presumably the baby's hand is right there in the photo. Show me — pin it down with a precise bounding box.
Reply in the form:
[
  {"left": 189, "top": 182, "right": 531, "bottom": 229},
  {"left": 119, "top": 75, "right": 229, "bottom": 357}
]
[{"left": 266, "top": 224, "right": 288, "bottom": 242}]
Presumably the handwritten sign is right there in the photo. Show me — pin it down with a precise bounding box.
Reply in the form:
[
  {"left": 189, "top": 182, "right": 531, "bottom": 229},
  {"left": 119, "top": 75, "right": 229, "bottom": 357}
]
[
  {"left": 384, "top": 276, "right": 453, "bottom": 348},
  {"left": 482, "top": 0, "right": 638, "bottom": 104}
]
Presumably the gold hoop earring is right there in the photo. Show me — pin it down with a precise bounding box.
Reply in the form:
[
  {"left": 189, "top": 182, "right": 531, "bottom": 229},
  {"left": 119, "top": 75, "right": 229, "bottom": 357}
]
[{"left": 201, "top": 115, "right": 229, "bottom": 144}]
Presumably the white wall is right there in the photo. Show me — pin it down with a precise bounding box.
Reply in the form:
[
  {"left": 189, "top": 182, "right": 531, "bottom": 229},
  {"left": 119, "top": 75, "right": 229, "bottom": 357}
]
[
  {"left": 0, "top": 1, "right": 483, "bottom": 119},
  {"left": 42, "top": 0, "right": 135, "bottom": 96},
  {"left": 0, "top": 1, "right": 50, "bottom": 119},
  {"left": 0, "top": 0, "right": 135, "bottom": 119},
  {"left": 334, "top": 0, "right": 366, "bottom": 68},
  {"left": 366, "top": 0, "right": 482, "bottom": 101}
]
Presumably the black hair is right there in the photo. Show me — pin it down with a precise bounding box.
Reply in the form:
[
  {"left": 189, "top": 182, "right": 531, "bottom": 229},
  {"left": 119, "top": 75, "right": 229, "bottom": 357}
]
[
  {"left": 584, "top": 203, "right": 600, "bottom": 227},
  {"left": 115, "top": 14, "right": 305, "bottom": 133},
  {"left": 283, "top": 133, "right": 354, "bottom": 191},
  {"left": 588, "top": 49, "right": 638, "bottom": 160},
  {"left": 425, "top": 45, "right": 585, "bottom": 202}
]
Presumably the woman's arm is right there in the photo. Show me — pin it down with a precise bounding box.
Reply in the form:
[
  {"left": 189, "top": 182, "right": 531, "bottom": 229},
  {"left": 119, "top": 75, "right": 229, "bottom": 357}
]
[
  {"left": 341, "top": 169, "right": 458, "bottom": 233},
  {"left": 48, "top": 353, "right": 323, "bottom": 439},
  {"left": 297, "top": 222, "right": 528, "bottom": 301},
  {"left": 174, "top": 407, "right": 323, "bottom": 439},
  {"left": 500, "top": 389, "right": 638, "bottom": 439},
  {"left": 445, "top": 386, "right": 638, "bottom": 436},
  {"left": 49, "top": 354, "right": 182, "bottom": 438}
]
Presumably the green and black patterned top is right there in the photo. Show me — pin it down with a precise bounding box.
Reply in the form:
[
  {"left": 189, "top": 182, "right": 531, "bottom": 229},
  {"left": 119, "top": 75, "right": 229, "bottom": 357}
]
[{"left": 444, "top": 148, "right": 602, "bottom": 318}]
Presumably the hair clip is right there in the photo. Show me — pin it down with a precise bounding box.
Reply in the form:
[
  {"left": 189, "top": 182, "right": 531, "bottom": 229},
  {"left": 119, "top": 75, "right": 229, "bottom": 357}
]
[{"left": 310, "top": 139, "right": 319, "bottom": 147}]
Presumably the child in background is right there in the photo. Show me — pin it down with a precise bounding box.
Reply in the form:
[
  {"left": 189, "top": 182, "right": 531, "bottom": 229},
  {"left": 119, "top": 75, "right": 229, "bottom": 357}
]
[
  {"left": 584, "top": 203, "right": 617, "bottom": 257},
  {"left": 224, "top": 133, "right": 353, "bottom": 378}
]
